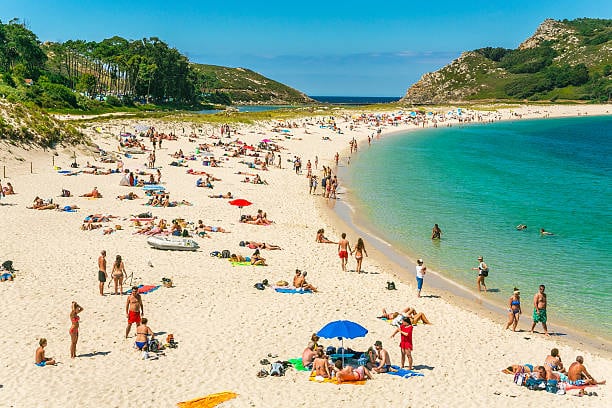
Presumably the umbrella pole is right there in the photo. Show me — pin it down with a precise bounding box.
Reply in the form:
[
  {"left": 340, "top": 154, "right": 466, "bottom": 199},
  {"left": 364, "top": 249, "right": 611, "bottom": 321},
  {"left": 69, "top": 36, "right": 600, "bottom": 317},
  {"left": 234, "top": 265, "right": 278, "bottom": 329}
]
[{"left": 342, "top": 338, "right": 345, "bottom": 367}]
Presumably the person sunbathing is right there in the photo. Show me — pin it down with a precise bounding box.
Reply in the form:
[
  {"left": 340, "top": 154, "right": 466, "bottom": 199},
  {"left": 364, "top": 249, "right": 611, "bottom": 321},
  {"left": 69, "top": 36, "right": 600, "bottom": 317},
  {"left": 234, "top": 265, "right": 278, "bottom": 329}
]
[
  {"left": 250, "top": 249, "right": 267, "bottom": 266},
  {"left": 316, "top": 228, "right": 336, "bottom": 244},
  {"left": 200, "top": 224, "right": 228, "bottom": 233},
  {"left": 336, "top": 362, "right": 372, "bottom": 383},
  {"left": 29, "top": 196, "right": 44, "bottom": 209},
  {"left": 245, "top": 241, "right": 282, "bottom": 250},
  {"left": 209, "top": 192, "right": 233, "bottom": 199},
  {"left": 35, "top": 203, "right": 59, "bottom": 210},
  {"left": 3, "top": 182, "right": 14, "bottom": 195},
  {"left": 502, "top": 364, "right": 535, "bottom": 375},
  {"left": 117, "top": 192, "right": 139, "bottom": 200},
  {"left": 312, "top": 349, "right": 331, "bottom": 378},
  {"left": 82, "top": 222, "right": 102, "bottom": 230},
  {"left": 293, "top": 270, "right": 317, "bottom": 292},
  {"left": 81, "top": 187, "right": 102, "bottom": 198},
  {"left": 229, "top": 254, "right": 247, "bottom": 262},
  {"left": 380, "top": 307, "right": 431, "bottom": 325}
]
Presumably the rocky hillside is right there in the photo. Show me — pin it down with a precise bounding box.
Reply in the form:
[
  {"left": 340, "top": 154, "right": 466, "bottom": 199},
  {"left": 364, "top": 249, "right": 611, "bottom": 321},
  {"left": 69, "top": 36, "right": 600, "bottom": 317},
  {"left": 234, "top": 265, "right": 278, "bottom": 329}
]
[
  {"left": 402, "top": 18, "right": 612, "bottom": 104},
  {"left": 191, "top": 64, "right": 314, "bottom": 105}
]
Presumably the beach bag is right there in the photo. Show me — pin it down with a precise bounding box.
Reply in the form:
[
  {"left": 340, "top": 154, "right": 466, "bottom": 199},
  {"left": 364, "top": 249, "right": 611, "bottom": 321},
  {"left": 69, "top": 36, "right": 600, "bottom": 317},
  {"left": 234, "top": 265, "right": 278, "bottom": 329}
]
[
  {"left": 480, "top": 268, "right": 489, "bottom": 277},
  {"left": 221, "top": 250, "right": 231, "bottom": 259},
  {"left": 514, "top": 368, "right": 526, "bottom": 386},
  {"left": 386, "top": 281, "right": 396, "bottom": 290},
  {"left": 254, "top": 283, "right": 265, "bottom": 290},
  {"left": 326, "top": 346, "right": 336, "bottom": 356},
  {"left": 1, "top": 261, "right": 14, "bottom": 271},
  {"left": 239, "top": 241, "right": 246, "bottom": 247},
  {"left": 270, "top": 362, "right": 285, "bottom": 376},
  {"left": 148, "top": 339, "right": 160, "bottom": 353}
]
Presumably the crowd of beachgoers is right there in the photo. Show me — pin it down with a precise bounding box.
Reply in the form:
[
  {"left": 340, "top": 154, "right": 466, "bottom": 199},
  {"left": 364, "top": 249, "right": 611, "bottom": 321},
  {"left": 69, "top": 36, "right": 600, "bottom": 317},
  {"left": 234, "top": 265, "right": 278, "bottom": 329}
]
[{"left": 0, "top": 104, "right": 609, "bottom": 407}]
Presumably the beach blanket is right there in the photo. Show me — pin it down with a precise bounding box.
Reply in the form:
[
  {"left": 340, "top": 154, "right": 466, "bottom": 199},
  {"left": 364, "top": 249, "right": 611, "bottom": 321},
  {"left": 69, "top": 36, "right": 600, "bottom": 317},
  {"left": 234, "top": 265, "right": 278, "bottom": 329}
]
[
  {"left": 308, "top": 372, "right": 365, "bottom": 385},
  {"left": 177, "top": 391, "right": 238, "bottom": 408},
  {"left": 287, "top": 358, "right": 310, "bottom": 371},
  {"left": 386, "top": 365, "right": 424, "bottom": 379},
  {"left": 274, "top": 287, "right": 312, "bottom": 294},
  {"left": 126, "top": 285, "right": 160, "bottom": 295}
]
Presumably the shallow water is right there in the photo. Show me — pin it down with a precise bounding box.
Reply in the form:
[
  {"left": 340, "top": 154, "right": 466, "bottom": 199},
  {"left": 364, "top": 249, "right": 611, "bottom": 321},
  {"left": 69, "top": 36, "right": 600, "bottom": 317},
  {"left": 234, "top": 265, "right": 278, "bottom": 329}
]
[{"left": 344, "top": 116, "right": 612, "bottom": 340}]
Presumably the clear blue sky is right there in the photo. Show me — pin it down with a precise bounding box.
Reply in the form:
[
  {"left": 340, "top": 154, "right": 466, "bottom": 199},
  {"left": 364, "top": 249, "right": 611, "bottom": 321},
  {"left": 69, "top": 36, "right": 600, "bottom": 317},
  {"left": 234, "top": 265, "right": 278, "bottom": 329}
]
[{"left": 2, "top": 0, "right": 611, "bottom": 96}]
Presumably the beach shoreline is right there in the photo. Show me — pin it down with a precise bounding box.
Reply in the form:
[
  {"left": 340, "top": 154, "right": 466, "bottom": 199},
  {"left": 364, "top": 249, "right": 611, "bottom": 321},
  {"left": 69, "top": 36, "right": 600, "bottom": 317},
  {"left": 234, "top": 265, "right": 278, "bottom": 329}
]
[{"left": 314, "top": 108, "right": 612, "bottom": 356}]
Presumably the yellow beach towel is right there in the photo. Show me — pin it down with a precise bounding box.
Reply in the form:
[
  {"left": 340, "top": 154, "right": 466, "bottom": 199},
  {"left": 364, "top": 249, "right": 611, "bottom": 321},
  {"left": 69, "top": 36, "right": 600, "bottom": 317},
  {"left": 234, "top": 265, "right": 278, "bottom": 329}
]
[
  {"left": 177, "top": 391, "right": 238, "bottom": 408},
  {"left": 308, "top": 372, "right": 366, "bottom": 385}
]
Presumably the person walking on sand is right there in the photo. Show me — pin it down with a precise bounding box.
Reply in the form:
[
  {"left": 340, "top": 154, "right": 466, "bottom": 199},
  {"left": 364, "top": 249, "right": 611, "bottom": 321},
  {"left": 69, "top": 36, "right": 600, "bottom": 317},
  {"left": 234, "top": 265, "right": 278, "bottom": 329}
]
[
  {"left": 125, "top": 286, "right": 144, "bottom": 338},
  {"left": 504, "top": 289, "right": 521, "bottom": 331},
  {"left": 69, "top": 301, "right": 84, "bottom": 358},
  {"left": 338, "top": 233, "right": 352, "bottom": 272},
  {"left": 354, "top": 237, "right": 368, "bottom": 273},
  {"left": 98, "top": 250, "right": 107, "bottom": 296},
  {"left": 111, "top": 255, "right": 126, "bottom": 295},
  {"left": 530, "top": 284, "right": 549, "bottom": 336},
  {"left": 391, "top": 316, "right": 414, "bottom": 369},
  {"left": 472, "top": 256, "right": 488, "bottom": 292},
  {"left": 415, "top": 259, "right": 426, "bottom": 298}
]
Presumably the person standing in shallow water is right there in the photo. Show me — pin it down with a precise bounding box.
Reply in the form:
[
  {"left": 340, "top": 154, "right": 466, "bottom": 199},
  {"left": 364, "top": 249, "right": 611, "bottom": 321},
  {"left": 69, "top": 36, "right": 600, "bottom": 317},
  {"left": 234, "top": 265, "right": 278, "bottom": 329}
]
[
  {"left": 415, "top": 259, "right": 426, "bottom": 298},
  {"left": 431, "top": 224, "right": 442, "bottom": 239}
]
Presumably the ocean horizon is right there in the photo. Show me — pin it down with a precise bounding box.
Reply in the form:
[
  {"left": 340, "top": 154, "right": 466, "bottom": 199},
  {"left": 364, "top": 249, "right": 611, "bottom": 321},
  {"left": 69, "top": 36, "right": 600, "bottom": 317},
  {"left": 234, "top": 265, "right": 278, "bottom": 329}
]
[{"left": 342, "top": 115, "right": 612, "bottom": 341}]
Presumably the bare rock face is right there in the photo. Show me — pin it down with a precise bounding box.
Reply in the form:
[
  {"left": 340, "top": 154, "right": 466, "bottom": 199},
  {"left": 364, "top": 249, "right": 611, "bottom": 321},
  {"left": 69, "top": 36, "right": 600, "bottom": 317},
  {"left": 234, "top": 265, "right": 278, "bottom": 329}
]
[{"left": 518, "top": 19, "right": 576, "bottom": 50}]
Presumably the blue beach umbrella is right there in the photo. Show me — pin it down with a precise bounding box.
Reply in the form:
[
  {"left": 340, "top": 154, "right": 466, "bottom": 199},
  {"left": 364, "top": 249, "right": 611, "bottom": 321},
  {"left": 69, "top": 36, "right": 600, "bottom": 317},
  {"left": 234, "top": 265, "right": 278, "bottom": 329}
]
[{"left": 317, "top": 320, "right": 368, "bottom": 365}]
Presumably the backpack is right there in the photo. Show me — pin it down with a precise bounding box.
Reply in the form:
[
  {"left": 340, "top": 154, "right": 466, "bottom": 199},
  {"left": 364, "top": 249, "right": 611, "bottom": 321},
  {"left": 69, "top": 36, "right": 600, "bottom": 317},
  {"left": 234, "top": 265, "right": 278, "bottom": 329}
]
[
  {"left": 254, "top": 283, "right": 265, "bottom": 290},
  {"left": 148, "top": 339, "right": 160, "bottom": 353},
  {"left": 221, "top": 250, "right": 231, "bottom": 259},
  {"left": 270, "top": 362, "right": 285, "bottom": 376},
  {"left": 386, "top": 281, "right": 396, "bottom": 290},
  {"left": 1, "top": 261, "right": 14, "bottom": 271}
]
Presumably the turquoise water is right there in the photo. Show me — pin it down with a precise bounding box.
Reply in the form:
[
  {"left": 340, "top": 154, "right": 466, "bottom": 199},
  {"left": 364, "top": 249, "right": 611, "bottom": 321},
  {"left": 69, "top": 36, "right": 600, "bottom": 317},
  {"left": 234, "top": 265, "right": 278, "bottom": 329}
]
[{"left": 344, "top": 116, "right": 612, "bottom": 340}]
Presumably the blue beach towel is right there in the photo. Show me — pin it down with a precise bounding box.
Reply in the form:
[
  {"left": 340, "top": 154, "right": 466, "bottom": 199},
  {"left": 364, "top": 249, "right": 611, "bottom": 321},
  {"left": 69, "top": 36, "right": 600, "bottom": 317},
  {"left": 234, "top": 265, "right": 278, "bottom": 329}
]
[
  {"left": 386, "top": 365, "right": 424, "bottom": 379},
  {"left": 57, "top": 170, "right": 72, "bottom": 174},
  {"left": 274, "top": 288, "right": 312, "bottom": 294}
]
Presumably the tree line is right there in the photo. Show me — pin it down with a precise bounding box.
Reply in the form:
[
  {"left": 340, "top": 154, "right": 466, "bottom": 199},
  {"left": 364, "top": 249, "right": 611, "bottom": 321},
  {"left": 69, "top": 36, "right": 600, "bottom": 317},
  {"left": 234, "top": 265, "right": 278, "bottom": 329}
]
[{"left": 0, "top": 19, "right": 228, "bottom": 109}]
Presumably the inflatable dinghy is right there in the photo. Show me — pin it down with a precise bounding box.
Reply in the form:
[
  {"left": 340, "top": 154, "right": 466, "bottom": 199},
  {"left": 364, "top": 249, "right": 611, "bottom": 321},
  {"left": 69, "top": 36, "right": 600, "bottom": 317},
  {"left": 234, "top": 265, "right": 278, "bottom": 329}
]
[{"left": 147, "top": 236, "right": 199, "bottom": 251}]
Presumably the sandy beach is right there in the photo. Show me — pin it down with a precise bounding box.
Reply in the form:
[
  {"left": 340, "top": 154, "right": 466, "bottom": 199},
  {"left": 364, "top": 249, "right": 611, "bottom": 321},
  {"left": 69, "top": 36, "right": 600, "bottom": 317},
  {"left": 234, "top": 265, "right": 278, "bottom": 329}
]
[{"left": 0, "top": 104, "right": 610, "bottom": 407}]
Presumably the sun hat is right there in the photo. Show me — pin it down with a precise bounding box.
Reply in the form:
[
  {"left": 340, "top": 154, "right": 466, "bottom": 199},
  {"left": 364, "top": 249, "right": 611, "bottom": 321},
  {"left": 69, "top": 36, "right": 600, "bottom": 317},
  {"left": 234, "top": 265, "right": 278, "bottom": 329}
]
[{"left": 374, "top": 340, "right": 383, "bottom": 347}]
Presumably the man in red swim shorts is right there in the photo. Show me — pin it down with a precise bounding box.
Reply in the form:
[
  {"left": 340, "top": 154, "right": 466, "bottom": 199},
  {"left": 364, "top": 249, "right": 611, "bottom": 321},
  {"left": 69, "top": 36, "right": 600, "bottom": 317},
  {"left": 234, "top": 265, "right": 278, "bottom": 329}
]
[
  {"left": 125, "top": 286, "right": 144, "bottom": 338},
  {"left": 337, "top": 233, "right": 352, "bottom": 272}
]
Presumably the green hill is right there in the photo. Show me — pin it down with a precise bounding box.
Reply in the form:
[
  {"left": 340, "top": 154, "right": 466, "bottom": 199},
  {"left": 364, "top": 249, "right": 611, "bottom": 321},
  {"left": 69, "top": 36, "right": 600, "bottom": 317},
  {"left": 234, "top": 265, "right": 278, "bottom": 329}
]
[
  {"left": 191, "top": 64, "right": 313, "bottom": 104},
  {"left": 402, "top": 18, "right": 612, "bottom": 104}
]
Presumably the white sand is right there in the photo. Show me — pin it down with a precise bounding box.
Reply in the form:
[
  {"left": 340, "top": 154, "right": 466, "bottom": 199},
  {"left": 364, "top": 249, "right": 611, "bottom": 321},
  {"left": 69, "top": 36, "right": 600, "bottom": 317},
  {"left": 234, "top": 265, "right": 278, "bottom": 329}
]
[{"left": 0, "top": 104, "right": 610, "bottom": 407}]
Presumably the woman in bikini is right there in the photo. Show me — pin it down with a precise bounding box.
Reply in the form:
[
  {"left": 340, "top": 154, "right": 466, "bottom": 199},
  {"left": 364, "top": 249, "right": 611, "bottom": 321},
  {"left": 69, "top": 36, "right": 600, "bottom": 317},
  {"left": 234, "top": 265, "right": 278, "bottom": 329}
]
[
  {"left": 134, "top": 318, "right": 155, "bottom": 350},
  {"left": 354, "top": 238, "right": 368, "bottom": 273},
  {"left": 112, "top": 255, "right": 126, "bottom": 295},
  {"left": 69, "top": 301, "right": 84, "bottom": 358},
  {"left": 316, "top": 228, "right": 336, "bottom": 244},
  {"left": 504, "top": 289, "right": 522, "bottom": 331}
]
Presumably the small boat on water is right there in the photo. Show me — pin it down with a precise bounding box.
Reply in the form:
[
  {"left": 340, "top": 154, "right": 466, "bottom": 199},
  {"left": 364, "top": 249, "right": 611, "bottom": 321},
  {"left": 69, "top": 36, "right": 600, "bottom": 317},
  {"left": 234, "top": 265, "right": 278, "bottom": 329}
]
[{"left": 147, "top": 236, "right": 199, "bottom": 251}]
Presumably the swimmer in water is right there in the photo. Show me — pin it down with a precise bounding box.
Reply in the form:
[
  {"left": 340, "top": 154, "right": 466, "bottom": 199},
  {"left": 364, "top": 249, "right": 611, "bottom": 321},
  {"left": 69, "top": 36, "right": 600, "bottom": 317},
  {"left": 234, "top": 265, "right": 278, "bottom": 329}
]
[
  {"left": 516, "top": 224, "right": 527, "bottom": 230},
  {"left": 540, "top": 228, "right": 554, "bottom": 236}
]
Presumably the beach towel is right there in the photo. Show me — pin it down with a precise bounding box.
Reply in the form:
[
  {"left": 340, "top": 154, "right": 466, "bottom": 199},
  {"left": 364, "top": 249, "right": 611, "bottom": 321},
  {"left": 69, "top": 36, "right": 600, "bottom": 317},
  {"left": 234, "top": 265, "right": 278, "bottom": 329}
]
[
  {"left": 287, "top": 358, "right": 310, "bottom": 371},
  {"left": 385, "top": 365, "right": 424, "bottom": 379},
  {"left": 274, "top": 287, "right": 312, "bottom": 294},
  {"left": 308, "top": 372, "right": 365, "bottom": 385},
  {"left": 126, "top": 285, "right": 160, "bottom": 295},
  {"left": 177, "top": 391, "right": 238, "bottom": 408},
  {"left": 62, "top": 206, "right": 77, "bottom": 212}
]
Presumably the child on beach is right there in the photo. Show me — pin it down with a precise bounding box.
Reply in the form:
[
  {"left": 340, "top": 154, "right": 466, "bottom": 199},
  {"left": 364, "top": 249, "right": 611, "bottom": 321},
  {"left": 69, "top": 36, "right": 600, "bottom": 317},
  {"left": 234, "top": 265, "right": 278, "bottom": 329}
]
[{"left": 35, "top": 338, "right": 56, "bottom": 366}]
